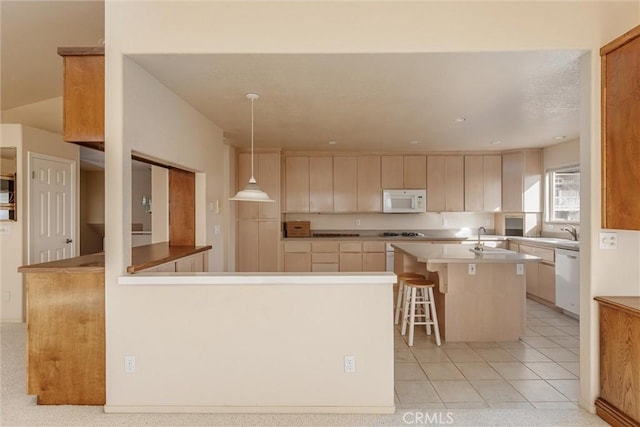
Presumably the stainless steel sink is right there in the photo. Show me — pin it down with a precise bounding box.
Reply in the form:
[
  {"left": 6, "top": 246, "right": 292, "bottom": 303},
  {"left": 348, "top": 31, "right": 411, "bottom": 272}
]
[{"left": 469, "top": 247, "right": 512, "bottom": 255}]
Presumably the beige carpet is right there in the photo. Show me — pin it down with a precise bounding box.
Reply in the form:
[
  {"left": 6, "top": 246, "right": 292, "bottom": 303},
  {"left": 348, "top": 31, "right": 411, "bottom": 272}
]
[{"left": 1, "top": 323, "right": 607, "bottom": 426}]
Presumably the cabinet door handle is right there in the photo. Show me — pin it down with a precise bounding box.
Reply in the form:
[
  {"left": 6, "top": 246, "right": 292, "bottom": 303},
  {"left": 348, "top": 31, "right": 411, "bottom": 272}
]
[{"left": 65, "top": 239, "right": 73, "bottom": 244}]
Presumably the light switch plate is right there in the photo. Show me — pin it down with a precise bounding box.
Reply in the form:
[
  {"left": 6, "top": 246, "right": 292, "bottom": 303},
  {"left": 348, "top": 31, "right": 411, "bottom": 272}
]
[
  {"left": 468, "top": 264, "right": 476, "bottom": 275},
  {"left": 516, "top": 264, "right": 524, "bottom": 275},
  {"left": 599, "top": 232, "right": 617, "bottom": 250}
]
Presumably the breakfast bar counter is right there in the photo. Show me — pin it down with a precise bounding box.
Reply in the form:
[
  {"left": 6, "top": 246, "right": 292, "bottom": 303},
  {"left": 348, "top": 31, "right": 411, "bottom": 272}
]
[{"left": 393, "top": 243, "right": 541, "bottom": 342}]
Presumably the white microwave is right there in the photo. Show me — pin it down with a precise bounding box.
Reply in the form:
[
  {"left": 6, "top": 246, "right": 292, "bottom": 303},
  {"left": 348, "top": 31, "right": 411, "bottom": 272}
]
[{"left": 382, "top": 189, "right": 426, "bottom": 213}]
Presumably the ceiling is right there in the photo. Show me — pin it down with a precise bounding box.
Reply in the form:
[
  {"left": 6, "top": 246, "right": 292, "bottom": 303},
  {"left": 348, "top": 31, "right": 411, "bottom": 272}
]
[
  {"left": 131, "top": 51, "right": 582, "bottom": 152},
  {"left": 1, "top": 1, "right": 582, "bottom": 155},
  {"left": 0, "top": 0, "right": 104, "bottom": 110}
]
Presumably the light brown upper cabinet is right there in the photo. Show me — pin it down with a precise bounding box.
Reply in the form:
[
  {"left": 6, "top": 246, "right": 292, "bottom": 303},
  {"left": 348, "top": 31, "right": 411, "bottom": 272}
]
[
  {"left": 333, "top": 156, "right": 357, "bottom": 212},
  {"left": 58, "top": 47, "right": 104, "bottom": 149},
  {"left": 309, "top": 156, "right": 334, "bottom": 212},
  {"left": 464, "top": 155, "right": 502, "bottom": 212},
  {"left": 357, "top": 155, "right": 381, "bottom": 212},
  {"left": 427, "top": 156, "right": 464, "bottom": 212},
  {"left": 238, "top": 151, "right": 280, "bottom": 219},
  {"left": 284, "top": 156, "right": 310, "bottom": 213},
  {"left": 381, "top": 155, "right": 427, "bottom": 189},
  {"left": 601, "top": 25, "right": 640, "bottom": 230},
  {"left": 502, "top": 150, "right": 542, "bottom": 213}
]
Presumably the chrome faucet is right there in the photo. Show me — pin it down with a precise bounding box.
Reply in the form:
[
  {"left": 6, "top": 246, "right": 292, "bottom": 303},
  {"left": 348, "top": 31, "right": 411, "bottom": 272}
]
[
  {"left": 560, "top": 225, "right": 578, "bottom": 241},
  {"left": 475, "top": 226, "right": 487, "bottom": 251}
]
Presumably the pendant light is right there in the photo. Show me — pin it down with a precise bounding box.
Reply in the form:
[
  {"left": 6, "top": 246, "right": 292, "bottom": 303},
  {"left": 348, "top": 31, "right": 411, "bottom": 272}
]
[{"left": 229, "top": 93, "right": 274, "bottom": 203}]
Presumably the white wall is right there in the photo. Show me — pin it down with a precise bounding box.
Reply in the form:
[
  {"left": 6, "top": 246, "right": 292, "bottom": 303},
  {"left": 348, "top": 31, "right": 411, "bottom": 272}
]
[
  {"left": 286, "top": 212, "right": 495, "bottom": 234},
  {"left": 1, "top": 97, "right": 63, "bottom": 136},
  {"left": 106, "top": 276, "right": 394, "bottom": 413},
  {"left": 105, "top": 0, "right": 640, "bottom": 413},
  {"left": 121, "top": 58, "right": 227, "bottom": 266},
  {"left": 0, "top": 124, "right": 79, "bottom": 321}
]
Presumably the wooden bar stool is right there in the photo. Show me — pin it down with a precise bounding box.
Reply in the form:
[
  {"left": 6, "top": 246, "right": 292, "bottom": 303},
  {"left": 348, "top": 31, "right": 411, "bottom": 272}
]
[
  {"left": 394, "top": 272, "right": 425, "bottom": 325},
  {"left": 401, "top": 279, "right": 441, "bottom": 347}
]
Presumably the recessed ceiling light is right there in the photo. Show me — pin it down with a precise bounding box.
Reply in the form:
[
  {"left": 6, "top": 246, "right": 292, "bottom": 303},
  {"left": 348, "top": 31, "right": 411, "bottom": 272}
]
[
  {"left": 409, "top": 140, "right": 419, "bottom": 145},
  {"left": 454, "top": 117, "right": 466, "bottom": 123},
  {"left": 489, "top": 140, "right": 502, "bottom": 145},
  {"left": 554, "top": 135, "right": 567, "bottom": 140},
  {"left": 328, "top": 141, "right": 337, "bottom": 145}
]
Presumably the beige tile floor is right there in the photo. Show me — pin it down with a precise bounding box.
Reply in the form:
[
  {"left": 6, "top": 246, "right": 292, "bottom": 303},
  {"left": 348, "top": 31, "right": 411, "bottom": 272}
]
[{"left": 395, "top": 298, "right": 580, "bottom": 409}]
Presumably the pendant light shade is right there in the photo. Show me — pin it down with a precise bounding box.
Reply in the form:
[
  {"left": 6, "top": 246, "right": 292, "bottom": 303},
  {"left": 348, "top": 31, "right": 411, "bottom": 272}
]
[{"left": 229, "top": 93, "right": 274, "bottom": 203}]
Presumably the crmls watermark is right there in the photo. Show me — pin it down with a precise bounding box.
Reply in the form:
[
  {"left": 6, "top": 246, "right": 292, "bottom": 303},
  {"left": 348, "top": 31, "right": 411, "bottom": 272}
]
[{"left": 402, "top": 411, "right": 455, "bottom": 425}]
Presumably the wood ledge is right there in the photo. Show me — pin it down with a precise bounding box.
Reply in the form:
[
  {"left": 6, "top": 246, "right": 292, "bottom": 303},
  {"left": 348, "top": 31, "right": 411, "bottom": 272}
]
[{"left": 58, "top": 46, "right": 105, "bottom": 56}]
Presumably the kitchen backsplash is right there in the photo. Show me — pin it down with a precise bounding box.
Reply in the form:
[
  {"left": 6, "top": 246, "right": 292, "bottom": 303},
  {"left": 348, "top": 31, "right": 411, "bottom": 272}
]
[{"left": 284, "top": 212, "right": 495, "bottom": 232}]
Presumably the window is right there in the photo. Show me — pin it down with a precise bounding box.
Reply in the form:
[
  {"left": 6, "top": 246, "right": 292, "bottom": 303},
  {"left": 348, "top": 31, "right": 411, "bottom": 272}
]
[{"left": 547, "top": 166, "right": 580, "bottom": 222}]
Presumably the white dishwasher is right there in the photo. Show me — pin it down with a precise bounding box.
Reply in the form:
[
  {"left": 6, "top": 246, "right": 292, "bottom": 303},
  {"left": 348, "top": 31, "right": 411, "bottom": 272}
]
[{"left": 555, "top": 248, "right": 580, "bottom": 317}]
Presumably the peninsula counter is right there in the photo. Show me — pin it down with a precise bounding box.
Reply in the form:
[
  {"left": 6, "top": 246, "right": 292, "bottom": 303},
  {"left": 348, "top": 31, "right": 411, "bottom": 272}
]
[{"left": 392, "top": 243, "right": 541, "bottom": 342}]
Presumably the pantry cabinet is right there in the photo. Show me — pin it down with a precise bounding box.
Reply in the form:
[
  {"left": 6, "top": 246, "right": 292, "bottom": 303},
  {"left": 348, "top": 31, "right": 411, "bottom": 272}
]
[
  {"left": 464, "top": 155, "right": 502, "bottom": 212},
  {"left": 601, "top": 25, "right": 640, "bottom": 230},
  {"left": 237, "top": 220, "right": 280, "bottom": 272},
  {"left": 502, "top": 150, "right": 542, "bottom": 213},
  {"left": 58, "top": 47, "right": 104, "bottom": 148},
  {"left": 427, "top": 155, "right": 464, "bottom": 212},
  {"left": 236, "top": 151, "right": 281, "bottom": 272},
  {"left": 238, "top": 152, "right": 280, "bottom": 219},
  {"left": 357, "top": 156, "right": 382, "bottom": 212},
  {"left": 381, "top": 155, "right": 427, "bottom": 189}
]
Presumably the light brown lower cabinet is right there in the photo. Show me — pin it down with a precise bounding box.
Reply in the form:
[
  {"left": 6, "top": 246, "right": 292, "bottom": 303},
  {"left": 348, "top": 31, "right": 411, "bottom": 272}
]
[
  {"left": 283, "top": 240, "right": 387, "bottom": 272},
  {"left": 537, "top": 263, "right": 556, "bottom": 304},
  {"left": 283, "top": 241, "right": 312, "bottom": 272},
  {"left": 518, "top": 243, "right": 555, "bottom": 305},
  {"left": 339, "top": 242, "right": 363, "bottom": 272},
  {"left": 362, "top": 241, "right": 386, "bottom": 271},
  {"left": 595, "top": 297, "right": 640, "bottom": 427}
]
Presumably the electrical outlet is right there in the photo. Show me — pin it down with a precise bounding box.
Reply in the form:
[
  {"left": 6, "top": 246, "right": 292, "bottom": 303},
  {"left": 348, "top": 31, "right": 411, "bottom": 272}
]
[
  {"left": 0, "top": 225, "right": 10, "bottom": 234},
  {"left": 599, "top": 232, "right": 617, "bottom": 250},
  {"left": 344, "top": 355, "right": 356, "bottom": 373},
  {"left": 516, "top": 264, "right": 524, "bottom": 275},
  {"left": 124, "top": 355, "right": 136, "bottom": 373},
  {"left": 468, "top": 264, "right": 476, "bottom": 275}
]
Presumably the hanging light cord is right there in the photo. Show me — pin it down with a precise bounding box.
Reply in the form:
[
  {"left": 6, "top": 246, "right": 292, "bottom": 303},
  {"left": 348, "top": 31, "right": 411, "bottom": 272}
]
[{"left": 249, "top": 96, "right": 256, "bottom": 184}]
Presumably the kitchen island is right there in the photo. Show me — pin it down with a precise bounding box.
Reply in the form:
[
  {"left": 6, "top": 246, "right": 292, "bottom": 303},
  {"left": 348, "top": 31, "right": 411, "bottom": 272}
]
[{"left": 393, "top": 243, "right": 541, "bottom": 342}]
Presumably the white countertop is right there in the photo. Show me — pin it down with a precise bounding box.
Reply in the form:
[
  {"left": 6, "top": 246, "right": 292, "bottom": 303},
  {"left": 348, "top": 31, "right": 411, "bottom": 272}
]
[
  {"left": 119, "top": 272, "right": 397, "bottom": 286},
  {"left": 392, "top": 243, "right": 541, "bottom": 264}
]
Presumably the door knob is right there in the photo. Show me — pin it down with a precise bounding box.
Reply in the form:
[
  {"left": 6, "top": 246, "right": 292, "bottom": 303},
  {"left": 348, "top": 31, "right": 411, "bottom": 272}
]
[{"left": 65, "top": 239, "right": 73, "bottom": 244}]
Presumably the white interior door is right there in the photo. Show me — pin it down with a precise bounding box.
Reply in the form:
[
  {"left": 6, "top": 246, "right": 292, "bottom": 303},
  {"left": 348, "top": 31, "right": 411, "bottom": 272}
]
[{"left": 30, "top": 154, "right": 75, "bottom": 263}]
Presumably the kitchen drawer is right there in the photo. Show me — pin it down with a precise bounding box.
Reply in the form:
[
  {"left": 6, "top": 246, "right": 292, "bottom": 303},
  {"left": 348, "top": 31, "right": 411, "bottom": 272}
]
[
  {"left": 519, "top": 244, "right": 554, "bottom": 263},
  {"left": 284, "top": 242, "right": 311, "bottom": 253},
  {"left": 312, "top": 253, "right": 339, "bottom": 263},
  {"left": 339, "top": 242, "right": 362, "bottom": 253},
  {"left": 312, "top": 241, "right": 340, "bottom": 252},
  {"left": 363, "top": 241, "right": 386, "bottom": 252},
  {"left": 312, "top": 263, "right": 339, "bottom": 272}
]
